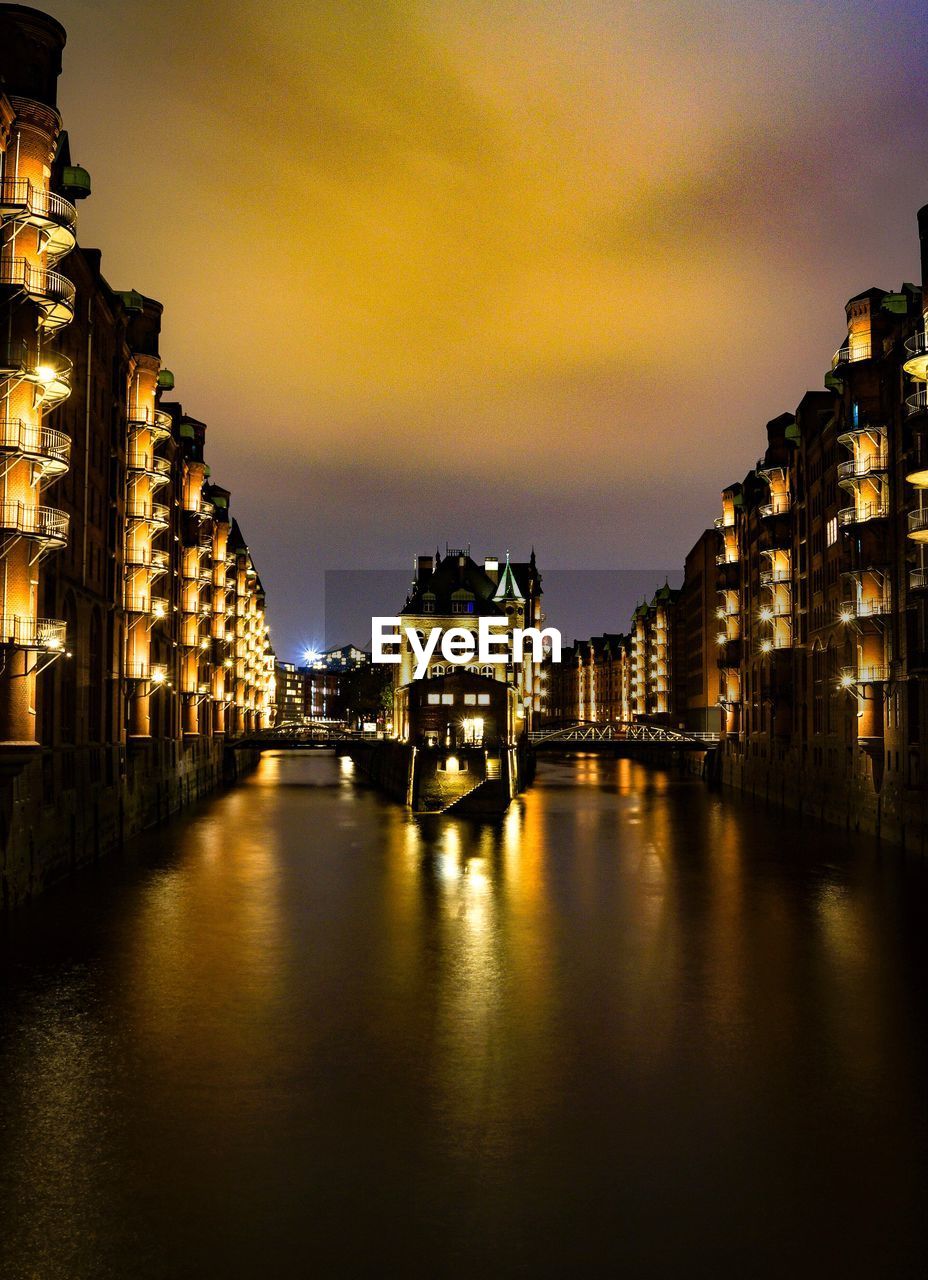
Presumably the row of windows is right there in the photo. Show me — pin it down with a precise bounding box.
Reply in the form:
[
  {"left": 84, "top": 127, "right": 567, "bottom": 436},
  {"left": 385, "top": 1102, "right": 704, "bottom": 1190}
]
[{"left": 426, "top": 693, "right": 492, "bottom": 706}]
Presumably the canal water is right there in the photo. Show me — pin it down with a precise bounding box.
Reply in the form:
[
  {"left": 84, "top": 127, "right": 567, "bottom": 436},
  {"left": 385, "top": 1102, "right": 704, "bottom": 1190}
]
[{"left": 1, "top": 752, "right": 927, "bottom": 1278}]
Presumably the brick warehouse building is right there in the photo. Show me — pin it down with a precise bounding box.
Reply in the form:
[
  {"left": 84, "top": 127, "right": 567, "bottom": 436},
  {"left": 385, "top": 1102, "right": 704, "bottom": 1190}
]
[
  {"left": 711, "top": 206, "right": 928, "bottom": 845},
  {"left": 0, "top": 5, "right": 275, "bottom": 903}
]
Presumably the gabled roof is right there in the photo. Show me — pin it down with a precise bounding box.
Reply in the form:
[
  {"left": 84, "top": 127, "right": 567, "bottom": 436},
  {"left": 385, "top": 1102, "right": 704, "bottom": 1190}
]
[{"left": 403, "top": 552, "right": 505, "bottom": 617}]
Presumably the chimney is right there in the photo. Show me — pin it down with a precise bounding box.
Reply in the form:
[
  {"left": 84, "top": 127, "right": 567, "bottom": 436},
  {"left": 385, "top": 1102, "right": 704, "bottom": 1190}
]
[
  {"left": 919, "top": 204, "right": 928, "bottom": 325},
  {"left": 484, "top": 557, "right": 499, "bottom": 584}
]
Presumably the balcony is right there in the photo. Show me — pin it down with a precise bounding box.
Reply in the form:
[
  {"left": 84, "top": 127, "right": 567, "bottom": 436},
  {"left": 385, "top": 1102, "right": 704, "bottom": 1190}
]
[
  {"left": 908, "top": 508, "right": 928, "bottom": 541},
  {"left": 836, "top": 595, "right": 891, "bottom": 620},
  {"left": 910, "top": 568, "right": 928, "bottom": 592},
  {"left": 0, "top": 417, "right": 70, "bottom": 476},
  {"left": 126, "top": 497, "right": 170, "bottom": 530},
  {"left": 839, "top": 502, "right": 888, "bottom": 528},
  {"left": 0, "top": 256, "right": 76, "bottom": 330},
  {"left": 0, "top": 500, "right": 68, "bottom": 546},
  {"left": 127, "top": 407, "right": 173, "bottom": 441},
  {"left": 714, "top": 515, "right": 734, "bottom": 530},
  {"left": 127, "top": 448, "right": 171, "bottom": 487},
  {"left": 126, "top": 547, "right": 170, "bottom": 573},
  {"left": 0, "top": 177, "right": 77, "bottom": 260},
  {"left": 125, "top": 594, "right": 169, "bottom": 620},
  {"left": 905, "top": 386, "right": 928, "bottom": 417},
  {"left": 759, "top": 567, "right": 791, "bottom": 586},
  {"left": 0, "top": 340, "right": 72, "bottom": 406},
  {"left": 837, "top": 453, "right": 887, "bottom": 481},
  {"left": 757, "top": 495, "right": 791, "bottom": 519},
  {"left": 903, "top": 331, "right": 928, "bottom": 381},
  {"left": 125, "top": 660, "right": 169, "bottom": 684},
  {"left": 841, "top": 663, "right": 890, "bottom": 685},
  {"left": 831, "top": 337, "right": 872, "bottom": 370},
  {"left": 0, "top": 613, "right": 66, "bottom": 650}
]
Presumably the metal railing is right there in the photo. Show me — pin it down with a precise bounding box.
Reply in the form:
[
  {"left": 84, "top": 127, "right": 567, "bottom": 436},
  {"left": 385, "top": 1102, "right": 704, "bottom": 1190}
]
[
  {"left": 126, "top": 497, "right": 170, "bottom": 527},
  {"left": 905, "top": 387, "right": 928, "bottom": 417},
  {"left": 0, "top": 177, "right": 76, "bottom": 229},
  {"left": 759, "top": 568, "right": 791, "bottom": 586},
  {"left": 126, "top": 591, "right": 169, "bottom": 618},
  {"left": 837, "top": 453, "right": 888, "bottom": 480},
  {"left": 842, "top": 664, "right": 890, "bottom": 684},
  {"left": 0, "top": 256, "right": 76, "bottom": 311},
  {"left": 0, "top": 613, "right": 66, "bottom": 649},
  {"left": 0, "top": 339, "right": 73, "bottom": 398},
  {"left": 831, "top": 337, "right": 871, "bottom": 369},
  {"left": 839, "top": 501, "right": 887, "bottom": 527},
  {"left": 125, "top": 660, "right": 168, "bottom": 683},
  {"left": 126, "top": 547, "right": 170, "bottom": 571},
  {"left": 758, "top": 496, "right": 791, "bottom": 518},
  {"left": 904, "top": 331, "right": 928, "bottom": 361},
  {"left": 127, "top": 407, "right": 172, "bottom": 438},
  {"left": 127, "top": 447, "right": 171, "bottom": 478},
  {"left": 0, "top": 500, "right": 69, "bottom": 542},
  {"left": 910, "top": 568, "right": 928, "bottom": 592},
  {"left": 0, "top": 417, "right": 70, "bottom": 470},
  {"left": 908, "top": 508, "right": 928, "bottom": 534}
]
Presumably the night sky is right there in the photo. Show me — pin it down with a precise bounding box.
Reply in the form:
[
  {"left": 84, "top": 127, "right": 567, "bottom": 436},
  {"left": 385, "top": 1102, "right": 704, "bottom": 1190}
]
[{"left": 46, "top": 0, "right": 928, "bottom": 660}]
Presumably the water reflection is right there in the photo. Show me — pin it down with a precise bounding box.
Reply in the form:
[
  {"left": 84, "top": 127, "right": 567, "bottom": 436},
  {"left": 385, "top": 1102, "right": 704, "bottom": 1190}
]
[{"left": 0, "top": 751, "right": 926, "bottom": 1277}]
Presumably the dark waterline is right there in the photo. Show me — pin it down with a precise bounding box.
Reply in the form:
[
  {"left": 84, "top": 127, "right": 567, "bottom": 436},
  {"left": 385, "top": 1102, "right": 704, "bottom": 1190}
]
[{"left": 1, "top": 753, "right": 927, "bottom": 1278}]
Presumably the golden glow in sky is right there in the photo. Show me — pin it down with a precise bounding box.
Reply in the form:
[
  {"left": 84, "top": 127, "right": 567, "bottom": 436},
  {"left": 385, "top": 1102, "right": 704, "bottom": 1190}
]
[{"left": 48, "top": 0, "right": 928, "bottom": 651}]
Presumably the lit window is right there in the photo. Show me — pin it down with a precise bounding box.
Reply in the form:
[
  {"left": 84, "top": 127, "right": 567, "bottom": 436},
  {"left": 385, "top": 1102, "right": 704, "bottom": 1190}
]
[
  {"left": 464, "top": 693, "right": 477, "bottom": 705},
  {"left": 477, "top": 693, "right": 490, "bottom": 706},
  {"left": 427, "top": 693, "right": 440, "bottom": 705},
  {"left": 441, "top": 693, "right": 454, "bottom": 705},
  {"left": 826, "top": 516, "right": 838, "bottom": 547}
]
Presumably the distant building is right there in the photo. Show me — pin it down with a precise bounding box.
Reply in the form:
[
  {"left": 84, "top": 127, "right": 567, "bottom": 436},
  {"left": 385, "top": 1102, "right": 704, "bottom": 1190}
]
[
  {"left": 276, "top": 663, "right": 305, "bottom": 724},
  {"left": 391, "top": 546, "right": 545, "bottom": 741},
  {"left": 682, "top": 530, "right": 723, "bottom": 734}
]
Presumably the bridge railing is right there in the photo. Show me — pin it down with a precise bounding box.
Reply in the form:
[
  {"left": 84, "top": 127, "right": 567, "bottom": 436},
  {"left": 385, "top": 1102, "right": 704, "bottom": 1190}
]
[{"left": 528, "top": 721, "right": 720, "bottom": 747}]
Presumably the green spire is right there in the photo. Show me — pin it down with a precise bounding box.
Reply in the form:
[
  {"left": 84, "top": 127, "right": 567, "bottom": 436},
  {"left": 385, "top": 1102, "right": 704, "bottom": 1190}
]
[{"left": 493, "top": 551, "right": 524, "bottom": 601}]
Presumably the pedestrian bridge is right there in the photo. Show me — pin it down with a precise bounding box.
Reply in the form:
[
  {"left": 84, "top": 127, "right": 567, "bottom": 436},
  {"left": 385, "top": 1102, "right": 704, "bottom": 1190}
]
[
  {"left": 528, "top": 721, "right": 720, "bottom": 751},
  {"left": 235, "top": 721, "right": 372, "bottom": 750}
]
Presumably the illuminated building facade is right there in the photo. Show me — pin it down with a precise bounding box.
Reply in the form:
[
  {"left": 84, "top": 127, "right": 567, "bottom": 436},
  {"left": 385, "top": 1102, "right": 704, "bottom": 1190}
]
[
  {"left": 0, "top": 4, "right": 275, "bottom": 904},
  {"left": 391, "top": 547, "right": 544, "bottom": 741},
  {"left": 710, "top": 216, "right": 928, "bottom": 842},
  {"left": 0, "top": 7, "right": 80, "bottom": 761}
]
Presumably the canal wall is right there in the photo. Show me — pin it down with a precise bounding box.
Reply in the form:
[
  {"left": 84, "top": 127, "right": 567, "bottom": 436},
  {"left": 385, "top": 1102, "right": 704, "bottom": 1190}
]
[
  {"left": 718, "top": 747, "right": 928, "bottom": 854},
  {"left": 348, "top": 740, "right": 413, "bottom": 804},
  {"left": 0, "top": 739, "right": 260, "bottom": 908}
]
